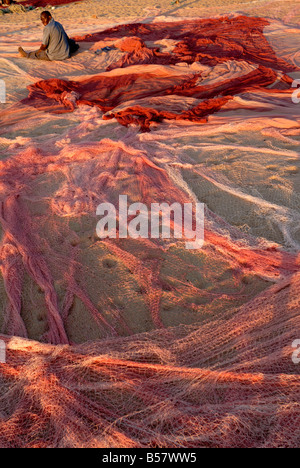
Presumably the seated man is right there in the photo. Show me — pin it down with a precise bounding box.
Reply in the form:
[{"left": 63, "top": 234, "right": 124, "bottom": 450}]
[{"left": 18, "top": 11, "right": 70, "bottom": 61}]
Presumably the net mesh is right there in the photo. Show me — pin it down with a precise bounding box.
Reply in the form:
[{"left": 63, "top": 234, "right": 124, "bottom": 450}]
[
  {"left": 0, "top": 14, "right": 300, "bottom": 448},
  {"left": 0, "top": 271, "right": 300, "bottom": 448}
]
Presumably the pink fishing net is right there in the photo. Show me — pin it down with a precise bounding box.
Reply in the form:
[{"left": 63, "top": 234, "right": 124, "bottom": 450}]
[
  {"left": 19, "top": 0, "right": 85, "bottom": 7},
  {"left": 24, "top": 16, "right": 297, "bottom": 131},
  {"left": 1, "top": 271, "right": 300, "bottom": 448},
  {"left": 0, "top": 15, "right": 300, "bottom": 448}
]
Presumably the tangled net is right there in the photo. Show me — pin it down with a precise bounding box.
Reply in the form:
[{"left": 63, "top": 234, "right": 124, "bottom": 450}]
[
  {"left": 1, "top": 270, "right": 300, "bottom": 448},
  {"left": 24, "top": 16, "right": 297, "bottom": 131},
  {"left": 0, "top": 15, "right": 300, "bottom": 448}
]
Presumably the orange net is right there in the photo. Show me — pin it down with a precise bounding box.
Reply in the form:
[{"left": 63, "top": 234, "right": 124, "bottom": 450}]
[
  {"left": 0, "top": 270, "right": 300, "bottom": 448},
  {"left": 0, "top": 15, "right": 300, "bottom": 448}
]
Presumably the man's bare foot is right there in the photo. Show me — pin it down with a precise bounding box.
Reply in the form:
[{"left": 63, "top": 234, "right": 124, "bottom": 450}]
[{"left": 18, "top": 47, "right": 28, "bottom": 58}]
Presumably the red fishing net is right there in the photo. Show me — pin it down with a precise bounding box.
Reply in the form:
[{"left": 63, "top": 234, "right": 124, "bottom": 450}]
[
  {"left": 19, "top": 0, "right": 85, "bottom": 7},
  {"left": 1, "top": 270, "right": 300, "bottom": 448},
  {"left": 23, "top": 17, "right": 297, "bottom": 131},
  {"left": 0, "top": 15, "right": 300, "bottom": 448},
  {"left": 74, "top": 16, "right": 295, "bottom": 73}
]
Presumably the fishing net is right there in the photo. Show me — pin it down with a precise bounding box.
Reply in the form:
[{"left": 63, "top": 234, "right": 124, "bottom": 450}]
[
  {"left": 0, "top": 14, "right": 300, "bottom": 448},
  {"left": 1, "top": 271, "right": 300, "bottom": 448},
  {"left": 24, "top": 16, "right": 297, "bottom": 131}
]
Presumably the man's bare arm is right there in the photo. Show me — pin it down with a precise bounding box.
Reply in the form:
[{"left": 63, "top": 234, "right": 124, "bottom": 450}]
[{"left": 39, "top": 44, "right": 47, "bottom": 51}]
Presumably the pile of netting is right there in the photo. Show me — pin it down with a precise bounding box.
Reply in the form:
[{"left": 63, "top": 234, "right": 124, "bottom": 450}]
[
  {"left": 23, "top": 16, "right": 298, "bottom": 131},
  {"left": 0, "top": 271, "right": 300, "bottom": 448},
  {"left": 0, "top": 136, "right": 298, "bottom": 345},
  {"left": 1, "top": 14, "right": 300, "bottom": 448}
]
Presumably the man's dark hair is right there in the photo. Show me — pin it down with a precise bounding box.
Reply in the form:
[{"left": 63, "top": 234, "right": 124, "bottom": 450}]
[{"left": 41, "top": 11, "right": 52, "bottom": 19}]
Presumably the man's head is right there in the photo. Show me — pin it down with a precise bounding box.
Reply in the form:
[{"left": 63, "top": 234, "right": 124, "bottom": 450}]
[{"left": 41, "top": 11, "right": 52, "bottom": 26}]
